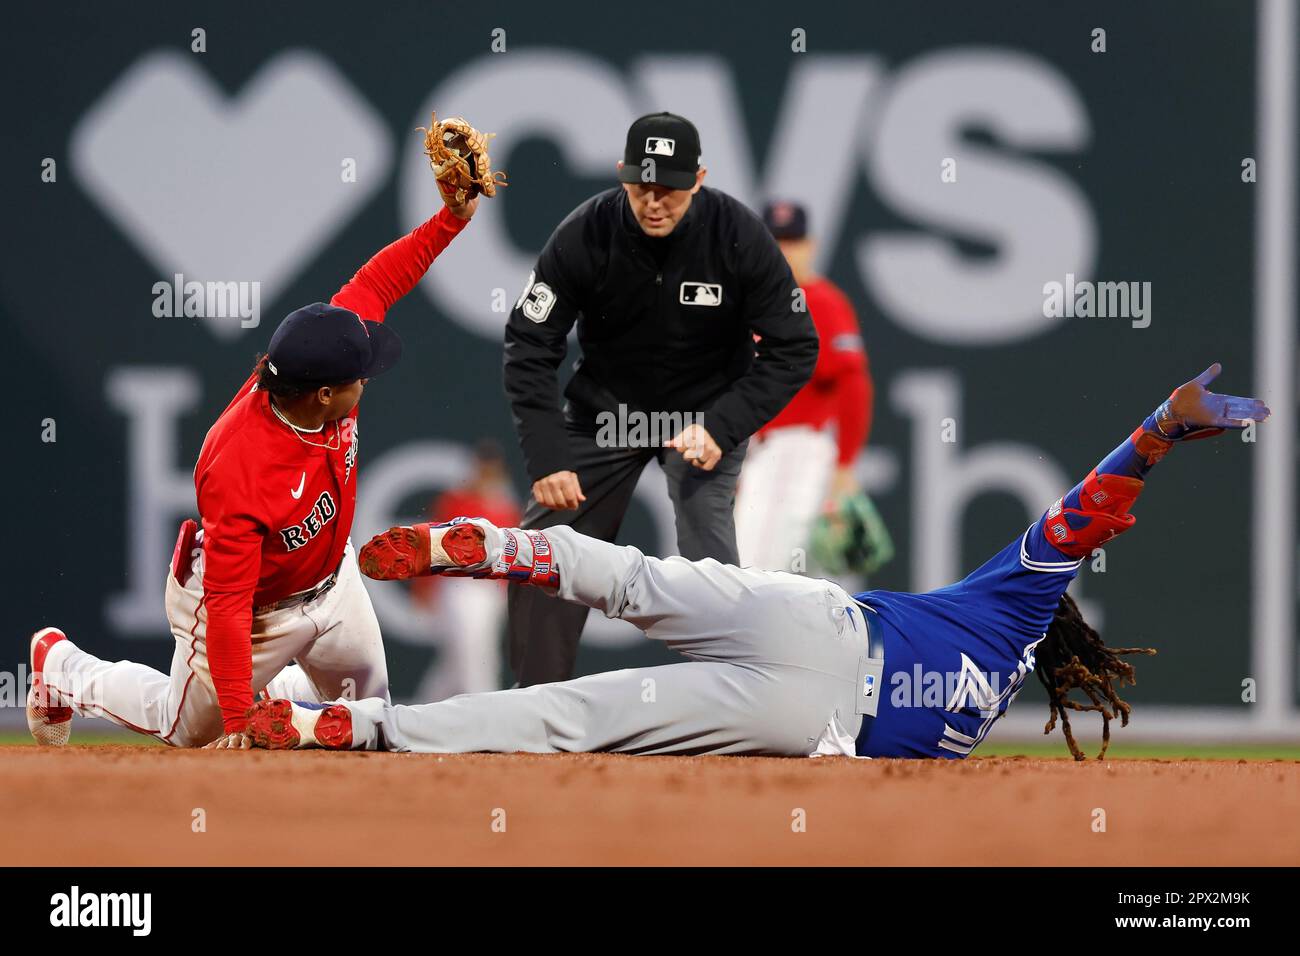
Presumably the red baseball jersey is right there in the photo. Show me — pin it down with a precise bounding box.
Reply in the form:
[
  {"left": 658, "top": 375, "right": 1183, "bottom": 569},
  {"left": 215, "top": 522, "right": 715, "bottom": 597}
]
[
  {"left": 195, "top": 207, "right": 469, "bottom": 732},
  {"left": 760, "top": 276, "right": 873, "bottom": 465}
]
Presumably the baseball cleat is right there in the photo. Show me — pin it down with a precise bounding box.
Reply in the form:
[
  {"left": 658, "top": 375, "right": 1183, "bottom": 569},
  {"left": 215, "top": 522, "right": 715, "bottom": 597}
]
[
  {"left": 244, "top": 699, "right": 353, "bottom": 750},
  {"left": 27, "top": 627, "right": 72, "bottom": 746},
  {"left": 358, "top": 519, "right": 486, "bottom": 580}
]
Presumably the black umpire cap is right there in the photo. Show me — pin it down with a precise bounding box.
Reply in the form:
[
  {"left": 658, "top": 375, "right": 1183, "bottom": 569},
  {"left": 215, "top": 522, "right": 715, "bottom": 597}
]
[
  {"left": 266, "top": 302, "right": 403, "bottom": 386},
  {"left": 762, "top": 201, "right": 809, "bottom": 240},
  {"left": 617, "top": 112, "right": 702, "bottom": 190}
]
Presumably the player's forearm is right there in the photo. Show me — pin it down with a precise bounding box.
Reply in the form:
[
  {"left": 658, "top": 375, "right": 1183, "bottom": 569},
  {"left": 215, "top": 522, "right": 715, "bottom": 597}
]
[
  {"left": 509, "top": 400, "right": 573, "bottom": 481},
  {"left": 331, "top": 207, "right": 469, "bottom": 322},
  {"left": 204, "top": 595, "right": 256, "bottom": 733},
  {"left": 504, "top": 336, "right": 574, "bottom": 478},
  {"left": 1086, "top": 404, "right": 1194, "bottom": 485},
  {"left": 834, "top": 367, "right": 873, "bottom": 465},
  {"left": 505, "top": 377, "right": 572, "bottom": 478}
]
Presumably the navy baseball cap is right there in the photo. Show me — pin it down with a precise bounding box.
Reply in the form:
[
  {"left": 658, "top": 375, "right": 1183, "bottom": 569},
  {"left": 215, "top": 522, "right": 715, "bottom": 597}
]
[
  {"left": 266, "top": 302, "right": 402, "bottom": 386},
  {"left": 617, "top": 112, "right": 701, "bottom": 190},
  {"left": 762, "top": 201, "right": 808, "bottom": 240}
]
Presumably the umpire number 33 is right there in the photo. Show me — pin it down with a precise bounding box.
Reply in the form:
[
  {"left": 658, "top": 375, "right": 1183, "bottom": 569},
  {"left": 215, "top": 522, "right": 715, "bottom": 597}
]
[{"left": 516, "top": 270, "right": 557, "bottom": 323}]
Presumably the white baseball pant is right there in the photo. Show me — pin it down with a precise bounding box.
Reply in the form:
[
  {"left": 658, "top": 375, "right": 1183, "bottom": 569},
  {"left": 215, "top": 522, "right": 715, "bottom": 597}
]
[
  {"left": 42, "top": 539, "right": 389, "bottom": 747},
  {"left": 734, "top": 425, "right": 837, "bottom": 571}
]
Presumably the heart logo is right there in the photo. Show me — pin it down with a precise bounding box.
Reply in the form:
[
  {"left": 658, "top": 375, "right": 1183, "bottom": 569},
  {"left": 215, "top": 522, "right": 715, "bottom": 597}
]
[{"left": 71, "top": 49, "right": 393, "bottom": 339}]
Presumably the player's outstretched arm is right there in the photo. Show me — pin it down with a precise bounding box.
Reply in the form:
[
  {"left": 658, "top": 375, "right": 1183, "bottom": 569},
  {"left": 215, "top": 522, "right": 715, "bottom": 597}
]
[
  {"left": 1034, "top": 363, "right": 1269, "bottom": 561},
  {"left": 328, "top": 208, "right": 469, "bottom": 324},
  {"left": 330, "top": 113, "right": 504, "bottom": 324}
]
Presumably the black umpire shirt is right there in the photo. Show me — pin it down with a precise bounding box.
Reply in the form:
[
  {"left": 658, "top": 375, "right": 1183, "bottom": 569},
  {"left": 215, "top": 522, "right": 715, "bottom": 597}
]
[{"left": 503, "top": 185, "right": 819, "bottom": 481}]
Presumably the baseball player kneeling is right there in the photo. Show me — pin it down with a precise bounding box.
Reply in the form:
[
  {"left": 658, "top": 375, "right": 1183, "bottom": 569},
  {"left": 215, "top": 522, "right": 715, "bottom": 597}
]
[
  {"left": 25, "top": 116, "right": 502, "bottom": 749},
  {"left": 251, "top": 367, "right": 1262, "bottom": 759}
]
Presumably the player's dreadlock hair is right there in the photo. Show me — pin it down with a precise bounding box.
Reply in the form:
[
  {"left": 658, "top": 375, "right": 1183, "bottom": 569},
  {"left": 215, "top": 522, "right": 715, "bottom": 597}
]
[{"left": 1036, "top": 593, "right": 1156, "bottom": 761}]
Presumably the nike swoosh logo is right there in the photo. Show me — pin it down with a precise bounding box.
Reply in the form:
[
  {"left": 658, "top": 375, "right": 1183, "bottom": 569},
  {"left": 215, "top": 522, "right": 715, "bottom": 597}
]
[{"left": 290, "top": 473, "right": 306, "bottom": 499}]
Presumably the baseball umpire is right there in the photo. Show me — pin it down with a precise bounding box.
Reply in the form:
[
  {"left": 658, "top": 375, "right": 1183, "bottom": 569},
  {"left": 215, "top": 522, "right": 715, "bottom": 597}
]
[{"left": 503, "top": 111, "right": 818, "bottom": 685}]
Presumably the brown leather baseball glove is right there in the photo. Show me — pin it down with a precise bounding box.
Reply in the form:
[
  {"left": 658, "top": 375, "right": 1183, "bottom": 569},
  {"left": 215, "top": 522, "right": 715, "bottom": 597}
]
[{"left": 420, "top": 112, "right": 507, "bottom": 206}]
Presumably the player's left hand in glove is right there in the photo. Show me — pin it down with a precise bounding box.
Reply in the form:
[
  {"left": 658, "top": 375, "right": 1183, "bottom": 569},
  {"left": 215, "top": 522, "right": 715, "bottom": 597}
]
[
  {"left": 1154, "top": 363, "right": 1271, "bottom": 440},
  {"left": 421, "top": 112, "right": 507, "bottom": 219}
]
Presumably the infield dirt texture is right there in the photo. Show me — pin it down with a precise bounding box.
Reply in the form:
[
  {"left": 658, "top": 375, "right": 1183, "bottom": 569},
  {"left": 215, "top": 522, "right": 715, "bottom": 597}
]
[{"left": 3, "top": 746, "right": 1297, "bottom": 865}]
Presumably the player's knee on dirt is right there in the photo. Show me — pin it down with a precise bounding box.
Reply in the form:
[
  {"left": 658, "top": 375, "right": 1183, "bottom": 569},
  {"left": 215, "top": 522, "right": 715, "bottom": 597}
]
[{"left": 1042, "top": 469, "right": 1144, "bottom": 558}]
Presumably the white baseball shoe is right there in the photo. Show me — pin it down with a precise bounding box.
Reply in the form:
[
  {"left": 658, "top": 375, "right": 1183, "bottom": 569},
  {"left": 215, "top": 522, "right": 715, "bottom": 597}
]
[{"left": 27, "top": 627, "right": 72, "bottom": 746}]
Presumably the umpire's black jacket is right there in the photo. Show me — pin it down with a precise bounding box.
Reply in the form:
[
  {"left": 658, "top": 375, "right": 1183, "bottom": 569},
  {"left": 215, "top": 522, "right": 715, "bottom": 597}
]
[{"left": 504, "top": 185, "right": 819, "bottom": 481}]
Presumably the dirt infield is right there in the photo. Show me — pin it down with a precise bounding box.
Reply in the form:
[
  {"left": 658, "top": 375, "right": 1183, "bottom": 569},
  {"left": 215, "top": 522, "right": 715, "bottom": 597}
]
[{"left": 2, "top": 746, "right": 1296, "bottom": 866}]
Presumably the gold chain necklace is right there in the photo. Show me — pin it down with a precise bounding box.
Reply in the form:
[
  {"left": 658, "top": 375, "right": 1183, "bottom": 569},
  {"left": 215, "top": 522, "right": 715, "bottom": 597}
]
[{"left": 270, "top": 400, "right": 341, "bottom": 451}]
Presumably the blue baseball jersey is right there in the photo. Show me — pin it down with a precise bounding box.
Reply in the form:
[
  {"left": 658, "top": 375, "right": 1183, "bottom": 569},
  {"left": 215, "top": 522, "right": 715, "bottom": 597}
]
[{"left": 853, "top": 522, "right": 1081, "bottom": 758}]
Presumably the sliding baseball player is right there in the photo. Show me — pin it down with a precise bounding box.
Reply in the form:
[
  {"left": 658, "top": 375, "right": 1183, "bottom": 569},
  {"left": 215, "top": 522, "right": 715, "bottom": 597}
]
[{"left": 240, "top": 365, "right": 1266, "bottom": 760}]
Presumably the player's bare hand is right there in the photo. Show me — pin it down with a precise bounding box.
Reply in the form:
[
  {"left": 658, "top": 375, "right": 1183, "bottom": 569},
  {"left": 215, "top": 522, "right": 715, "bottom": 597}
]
[
  {"left": 204, "top": 732, "right": 254, "bottom": 750},
  {"left": 533, "top": 470, "right": 586, "bottom": 510},
  {"left": 443, "top": 190, "right": 479, "bottom": 220},
  {"left": 666, "top": 424, "right": 722, "bottom": 471},
  {"left": 827, "top": 464, "right": 858, "bottom": 508}
]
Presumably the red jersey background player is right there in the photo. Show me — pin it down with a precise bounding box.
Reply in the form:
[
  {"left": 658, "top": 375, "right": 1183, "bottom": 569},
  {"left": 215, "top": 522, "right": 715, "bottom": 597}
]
[
  {"left": 734, "top": 201, "right": 875, "bottom": 572},
  {"left": 26, "top": 188, "right": 479, "bottom": 749}
]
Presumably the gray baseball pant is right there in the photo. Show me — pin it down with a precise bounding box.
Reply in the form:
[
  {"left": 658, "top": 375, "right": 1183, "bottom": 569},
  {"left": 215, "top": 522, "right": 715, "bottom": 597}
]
[
  {"left": 344, "top": 523, "right": 869, "bottom": 755},
  {"left": 508, "top": 415, "right": 749, "bottom": 687}
]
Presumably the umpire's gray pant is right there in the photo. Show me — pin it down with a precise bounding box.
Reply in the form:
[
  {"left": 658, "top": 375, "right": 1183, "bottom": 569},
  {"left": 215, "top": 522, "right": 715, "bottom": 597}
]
[
  {"left": 345, "top": 524, "right": 869, "bottom": 756},
  {"left": 508, "top": 414, "right": 748, "bottom": 687}
]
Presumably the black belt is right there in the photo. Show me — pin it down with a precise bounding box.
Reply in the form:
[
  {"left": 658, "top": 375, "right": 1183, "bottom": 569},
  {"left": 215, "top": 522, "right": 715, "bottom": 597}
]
[{"left": 255, "top": 564, "right": 341, "bottom": 614}]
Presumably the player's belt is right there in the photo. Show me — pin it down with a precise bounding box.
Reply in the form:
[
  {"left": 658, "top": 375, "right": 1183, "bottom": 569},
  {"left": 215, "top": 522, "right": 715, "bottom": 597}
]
[
  {"left": 852, "top": 602, "right": 886, "bottom": 754},
  {"left": 255, "top": 563, "right": 342, "bottom": 615}
]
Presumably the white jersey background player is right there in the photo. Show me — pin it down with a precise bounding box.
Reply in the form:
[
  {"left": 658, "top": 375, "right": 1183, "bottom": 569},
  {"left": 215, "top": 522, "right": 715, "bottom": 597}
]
[{"left": 734, "top": 201, "right": 873, "bottom": 573}]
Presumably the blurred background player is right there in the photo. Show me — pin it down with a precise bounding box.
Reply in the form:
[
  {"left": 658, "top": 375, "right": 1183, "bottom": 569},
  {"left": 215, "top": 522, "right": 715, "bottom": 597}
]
[
  {"left": 410, "top": 440, "right": 521, "bottom": 700},
  {"left": 502, "top": 112, "right": 817, "bottom": 686},
  {"left": 735, "top": 201, "right": 874, "bottom": 572}
]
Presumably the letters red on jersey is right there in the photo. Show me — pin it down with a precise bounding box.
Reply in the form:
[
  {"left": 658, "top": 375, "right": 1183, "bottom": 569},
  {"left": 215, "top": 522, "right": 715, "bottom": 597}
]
[
  {"left": 194, "top": 207, "right": 468, "bottom": 733},
  {"left": 760, "top": 277, "right": 873, "bottom": 465}
]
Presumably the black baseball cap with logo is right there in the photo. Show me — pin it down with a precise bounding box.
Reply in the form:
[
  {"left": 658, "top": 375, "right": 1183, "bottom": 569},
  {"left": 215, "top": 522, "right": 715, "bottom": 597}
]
[
  {"left": 266, "top": 302, "right": 403, "bottom": 386},
  {"left": 617, "top": 112, "right": 702, "bottom": 190}
]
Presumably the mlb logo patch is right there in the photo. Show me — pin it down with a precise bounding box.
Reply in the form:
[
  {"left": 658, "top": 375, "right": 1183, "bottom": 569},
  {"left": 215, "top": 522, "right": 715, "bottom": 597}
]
[
  {"left": 863, "top": 673, "right": 876, "bottom": 698},
  {"left": 645, "top": 137, "right": 676, "bottom": 156},
  {"left": 679, "top": 282, "right": 722, "bottom": 306}
]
